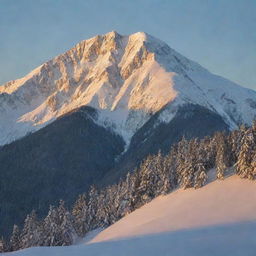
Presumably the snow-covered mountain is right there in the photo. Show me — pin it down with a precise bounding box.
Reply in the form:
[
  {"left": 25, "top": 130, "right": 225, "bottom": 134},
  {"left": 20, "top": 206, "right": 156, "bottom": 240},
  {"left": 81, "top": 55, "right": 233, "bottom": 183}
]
[
  {"left": 1, "top": 31, "right": 256, "bottom": 146},
  {"left": 6, "top": 172, "right": 256, "bottom": 256}
]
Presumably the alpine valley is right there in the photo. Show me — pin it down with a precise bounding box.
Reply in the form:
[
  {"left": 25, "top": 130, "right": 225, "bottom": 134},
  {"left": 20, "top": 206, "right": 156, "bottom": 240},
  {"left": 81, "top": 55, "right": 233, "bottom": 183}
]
[{"left": 1, "top": 31, "right": 256, "bottom": 237}]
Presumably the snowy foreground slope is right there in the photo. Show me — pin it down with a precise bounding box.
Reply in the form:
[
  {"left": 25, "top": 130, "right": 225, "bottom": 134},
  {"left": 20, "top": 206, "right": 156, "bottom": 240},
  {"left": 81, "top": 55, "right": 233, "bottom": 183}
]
[
  {"left": 1, "top": 31, "right": 256, "bottom": 145},
  {"left": 5, "top": 173, "right": 256, "bottom": 256}
]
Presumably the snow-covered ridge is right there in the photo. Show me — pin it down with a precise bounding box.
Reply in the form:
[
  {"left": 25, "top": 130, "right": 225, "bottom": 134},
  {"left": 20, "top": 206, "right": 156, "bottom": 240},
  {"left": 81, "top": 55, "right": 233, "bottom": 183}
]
[{"left": 0, "top": 31, "right": 256, "bottom": 145}]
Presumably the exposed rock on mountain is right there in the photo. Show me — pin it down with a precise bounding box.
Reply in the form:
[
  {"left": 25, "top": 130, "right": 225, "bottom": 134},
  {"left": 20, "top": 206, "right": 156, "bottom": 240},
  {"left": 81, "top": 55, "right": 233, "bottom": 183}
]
[{"left": 0, "top": 31, "right": 255, "bottom": 146}]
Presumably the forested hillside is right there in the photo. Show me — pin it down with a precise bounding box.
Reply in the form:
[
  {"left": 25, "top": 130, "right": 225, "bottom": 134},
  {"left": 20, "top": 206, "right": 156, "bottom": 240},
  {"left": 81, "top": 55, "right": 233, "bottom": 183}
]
[
  {"left": 1, "top": 121, "right": 255, "bottom": 253},
  {"left": 0, "top": 106, "right": 124, "bottom": 238}
]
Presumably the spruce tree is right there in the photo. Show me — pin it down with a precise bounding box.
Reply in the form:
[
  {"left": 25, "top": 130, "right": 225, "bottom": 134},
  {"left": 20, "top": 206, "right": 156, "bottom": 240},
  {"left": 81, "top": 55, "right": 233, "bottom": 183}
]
[
  {"left": 72, "top": 194, "right": 89, "bottom": 237},
  {"left": 138, "top": 155, "right": 157, "bottom": 203},
  {"left": 20, "top": 210, "right": 43, "bottom": 249},
  {"left": 215, "top": 133, "right": 228, "bottom": 180},
  {"left": 43, "top": 205, "right": 61, "bottom": 246},
  {"left": 59, "top": 209, "right": 77, "bottom": 245},
  {"left": 236, "top": 129, "right": 255, "bottom": 180},
  {"left": 0, "top": 237, "right": 8, "bottom": 252},
  {"left": 87, "top": 186, "right": 99, "bottom": 230},
  {"left": 57, "top": 200, "right": 77, "bottom": 245},
  {"left": 10, "top": 224, "right": 21, "bottom": 251},
  {"left": 194, "top": 163, "right": 207, "bottom": 189},
  {"left": 180, "top": 156, "right": 195, "bottom": 189},
  {"left": 122, "top": 171, "right": 140, "bottom": 214}
]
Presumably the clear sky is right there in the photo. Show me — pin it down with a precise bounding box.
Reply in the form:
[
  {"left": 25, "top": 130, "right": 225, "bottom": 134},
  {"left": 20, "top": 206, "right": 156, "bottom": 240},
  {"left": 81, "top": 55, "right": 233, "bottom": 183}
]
[{"left": 0, "top": 0, "right": 255, "bottom": 89}]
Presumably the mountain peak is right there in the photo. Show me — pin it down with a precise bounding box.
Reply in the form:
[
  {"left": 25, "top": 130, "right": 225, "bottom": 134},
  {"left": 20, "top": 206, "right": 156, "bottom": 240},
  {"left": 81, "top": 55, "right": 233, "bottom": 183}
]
[
  {"left": 130, "top": 31, "right": 148, "bottom": 40},
  {"left": 0, "top": 32, "right": 256, "bottom": 146},
  {"left": 104, "top": 30, "right": 121, "bottom": 38}
]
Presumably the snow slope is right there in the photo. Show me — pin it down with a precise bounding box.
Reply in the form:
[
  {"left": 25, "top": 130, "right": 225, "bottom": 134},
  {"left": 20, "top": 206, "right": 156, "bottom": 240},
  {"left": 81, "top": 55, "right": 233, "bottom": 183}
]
[
  {"left": 90, "top": 173, "right": 256, "bottom": 243},
  {"left": 0, "top": 31, "right": 256, "bottom": 145},
  {"left": 5, "top": 173, "right": 256, "bottom": 256}
]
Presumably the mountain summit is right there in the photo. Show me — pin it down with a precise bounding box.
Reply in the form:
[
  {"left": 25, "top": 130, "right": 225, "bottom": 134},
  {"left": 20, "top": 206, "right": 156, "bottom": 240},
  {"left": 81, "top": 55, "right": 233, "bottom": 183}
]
[{"left": 0, "top": 31, "right": 256, "bottom": 145}]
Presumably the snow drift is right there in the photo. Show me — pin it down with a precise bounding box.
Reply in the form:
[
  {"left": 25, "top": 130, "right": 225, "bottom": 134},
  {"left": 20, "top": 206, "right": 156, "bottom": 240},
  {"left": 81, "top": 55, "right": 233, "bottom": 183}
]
[
  {"left": 90, "top": 172, "right": 256, "bottom": 243},
  {"left": 5, "top": 173, "right": 256, "bottom": 256}
]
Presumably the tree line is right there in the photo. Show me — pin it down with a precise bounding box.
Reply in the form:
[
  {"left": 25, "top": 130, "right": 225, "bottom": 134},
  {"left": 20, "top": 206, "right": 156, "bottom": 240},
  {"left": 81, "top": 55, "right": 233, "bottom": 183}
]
[{"left": 1, "top": 122, "right": 256, "bottom": 252}]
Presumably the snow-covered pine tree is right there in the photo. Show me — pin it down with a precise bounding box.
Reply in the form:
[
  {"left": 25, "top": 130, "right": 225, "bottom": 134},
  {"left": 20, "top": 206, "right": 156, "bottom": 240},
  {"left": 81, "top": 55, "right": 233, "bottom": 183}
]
[
  {"left": 113, "top": 181, "right": 127, "bottom": 221},
  {"left": 137, "top": 155, "right": 158, "bottom": 204},
  {"left": 127, "top": 168, "right": 141, "bottom": 211},
  {"left": 0, "top": 239, "right": 4, "bottom": 253},
  {"left": 236, "top": 128, "right": 255, "bottom": 180},
  {"left": 113, "top": 178, "right": 130, "bottom": 219},
  {"left": 58, "top": 201, "right": 77, "bottom": 246},
  {"left": 0, "top": 237, "right": 9, "bottom": 252},
  {"left": 179, "top": 156, "right": 195, "bottom": 189},
  {"left": 204, "top": 136, "right": 217, "bottom": 170},
  {"left": 176, "top": 137, "right": 189, "bottom": 180},
  {"left": 215, "top": 132, "right": 229, "bottom": 180},
  {"left": 20, "top": 210, "right": 43, "bottom": 249},
  {"left": 10, "top": 224, "right": 21, "bottom": 251},
  {"left": 87, "top": 186, "right": 99, "bottom": 230},
  {"left": 157, "top": 156, "right": 171, "bottom": 195},
  {"left": 120, "top": 172, "right": 134, "bottom": 215},
  {"left": 99, "top": 187, "right": 112, "bottom": 226},
  {"left": 95, "top": 187, "right": 113, "bottom": 227},
  {"left": 152, "top": 151, "right": 166, "bottom": 196},
  {"left": 72, "top": 194, "right": 89, "bottom": 237},
  {"left": 121, "top": 171, "right": 140, "bottom": 215},
  {"left": 231, "top": 124, "right": 247, "bottom": 163},
  {"left": 167, "top": 146, "right": 179, "bottom": 187},
  {"left": 43, "top": 201, "right": 77, "bottom": 246},
  {"left": 251, "top": 153, "right": 256, "bottom": 178},
  {"left": 194, "top": 162, "right": 207, "bottom": 189},
  {"left": 111, "top": 183, "right": 122, "bottom": 222},
  {"left": 42, "top": 205, "right": 61, "bottom": 246}
]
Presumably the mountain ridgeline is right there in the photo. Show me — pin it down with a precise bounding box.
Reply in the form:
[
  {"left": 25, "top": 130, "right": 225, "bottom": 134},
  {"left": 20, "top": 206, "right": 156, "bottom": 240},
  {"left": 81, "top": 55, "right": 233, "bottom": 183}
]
[{"left": 0, "top": 31, "right": 256, "bottom": 238}]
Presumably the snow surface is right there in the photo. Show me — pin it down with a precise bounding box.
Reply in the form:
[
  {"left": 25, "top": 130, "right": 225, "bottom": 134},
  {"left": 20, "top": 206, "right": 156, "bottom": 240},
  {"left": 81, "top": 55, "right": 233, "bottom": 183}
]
[
  {"left": 4, "top": 173, "right": 256, "bottom": 256},
  {"left": 90, "top": 172, "right": 256, "bottom": 242},
  {"left": 1, "top": 31, "right": 256, "bottom": 146}
]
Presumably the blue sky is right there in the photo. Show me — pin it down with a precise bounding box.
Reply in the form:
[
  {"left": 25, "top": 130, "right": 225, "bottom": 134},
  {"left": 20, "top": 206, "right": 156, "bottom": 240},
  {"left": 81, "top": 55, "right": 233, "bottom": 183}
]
[{"left": 0, "top": 0, "right": 255, "bottom": 89}]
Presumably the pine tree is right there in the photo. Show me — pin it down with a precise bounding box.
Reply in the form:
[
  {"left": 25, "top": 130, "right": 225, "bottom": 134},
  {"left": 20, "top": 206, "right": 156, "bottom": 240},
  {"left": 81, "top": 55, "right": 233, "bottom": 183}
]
[
  {"left": 126, "top": 168, "right": 141, "bottom": 211},
  {"left": 20, "top": 210, "right": 43, "bottom": 249},
  {"left": 43, "top": 205, "right": 61, "bottom": 246},
  {"left": 231, "top": 124, "right": 247, "bottom": 162},
  {"left": 10, "top": 224, "right": 21, "bottom": 251},
  {"left": 87, "top": 186, "right": 99, "bottom": 230},
  {"left": 120, "top": 172, "right": 133, "bottom": 215},
  {"left": 179, "top": 156, "right": 195, "bottom": 189},
  {"left": 0, "top": 237, "right": 8, "bottom": 252},
  {"left": 236, "top": 128, "right": 255, "bottom": 180},
  {"left": 215, "top": 133, "right": 229, "bottom": 180},
  {"left": 251, "top": 153, "right": 256, "bottom": 178},
  {"left": 121, "top": 171, "right": 139, "bottom": 215},
  {"left": 158, "top": 156, "right": 171, "bottom": 195},
  {"left": 59, "top": 206, "right": 77, "bottom": 245},
  {"left": 97, "top": 186, "right": 113, "bottom": 226},
  {"left": 194, "top": 163, "right": 207, "bottom": 189},
  {"left": 56, "top": 200, "right": 77, "bottom": 246},
  {"left": 137, "top": 155, "right": 159, "bottom": 204},
  {"left": 43, "top": 201, "right": 77, "bottom": 246},
  {"left": 72, "top": 194, "right": 89, "bottom": 237}
]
